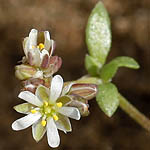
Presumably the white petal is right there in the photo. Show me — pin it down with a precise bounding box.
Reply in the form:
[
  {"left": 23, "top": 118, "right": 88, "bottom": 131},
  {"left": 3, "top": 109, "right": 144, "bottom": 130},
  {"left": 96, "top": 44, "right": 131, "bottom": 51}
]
[
  {"left": 28, "top": 29, "right": 38, "bottom": 48},
  {"left": 50, "top": 75, "right": 63, "bottom": 102},
  {"left": 47, "top": 118, "right": 60, "bottom": 148},
  {"left": 29, "top": 48, "right": 41, "bottom": 66},
  {"left": 12, "top": 113, "right": 41, "bottom": 131},
  {"left": 58, "top": 107, "right": 81, "bottom": 120},
  {"left": 18, "top": 91, "right": 43, "bottom": 106},
  {"left": 44, "top": 31, "right": 51, "bottom": 51},
  {"left": 50, "top": 40, "right": 55, "bottom": 56},
  {"left": 23, "top": 37, "right": 29, "bottom": 57}
]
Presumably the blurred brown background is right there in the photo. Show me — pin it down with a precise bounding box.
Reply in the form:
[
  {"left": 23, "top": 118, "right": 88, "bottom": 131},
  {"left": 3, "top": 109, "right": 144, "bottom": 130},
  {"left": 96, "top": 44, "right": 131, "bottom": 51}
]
[{"left": 0, "top": 0, "right": 150, "bottom": 149}]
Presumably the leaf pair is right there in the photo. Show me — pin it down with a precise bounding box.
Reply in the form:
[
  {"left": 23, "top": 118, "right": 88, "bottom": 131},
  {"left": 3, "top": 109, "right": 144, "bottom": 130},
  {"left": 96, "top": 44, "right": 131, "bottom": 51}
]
[{"left": 85, "top": 2, "right": 139, "bottom": 117}]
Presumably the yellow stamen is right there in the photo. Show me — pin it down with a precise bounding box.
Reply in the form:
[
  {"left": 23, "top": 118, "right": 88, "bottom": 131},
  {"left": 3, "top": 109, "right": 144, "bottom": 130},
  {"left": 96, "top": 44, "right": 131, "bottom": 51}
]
[
  {"left": 56, "top": 102, "right": 62, "bottom": 108},
  {"left": 41, "top": 120, "right": 47, "bottom": 127},
  {"left": 53, "top": 115, "right": 59, "bottom": 121},
  {"left": 30, "top": 109, "right": 37, "bottom": 114},
  {"left": 38, "top": 43, "right": 44, "bottom": 50},
  {"left": 44, "top": 101, "right": 49, "bottom": 106},
  {"left": 32, "top": 46, "right": 36, "bottom": 48}
]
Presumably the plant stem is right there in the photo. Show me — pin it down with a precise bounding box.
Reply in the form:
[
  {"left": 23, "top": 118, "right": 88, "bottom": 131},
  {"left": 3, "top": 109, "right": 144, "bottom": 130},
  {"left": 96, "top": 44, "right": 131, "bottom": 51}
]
[
  {"left": 118, "top": 94, "right": 150, "bottom": 131},
  {"left": 76, "top": 76, "right": 150, "bottom": 131}
]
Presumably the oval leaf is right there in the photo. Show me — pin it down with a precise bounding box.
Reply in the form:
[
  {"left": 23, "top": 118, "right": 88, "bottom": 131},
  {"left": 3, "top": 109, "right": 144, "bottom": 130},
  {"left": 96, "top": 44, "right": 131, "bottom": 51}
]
[
  {"left": 96, "top": 83, "right": 119, "bottom": 117},
  {"left": 86, "top": 1, "right": 111, "bottom": 65},
  {"left": 100, "top": 56, "right": 140, "bottom": 81}
]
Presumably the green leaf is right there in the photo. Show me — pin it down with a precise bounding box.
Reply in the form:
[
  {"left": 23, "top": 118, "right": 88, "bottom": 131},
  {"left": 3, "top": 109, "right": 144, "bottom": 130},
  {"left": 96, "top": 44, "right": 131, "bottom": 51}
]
[
  {"left": 85, "top": 54, "right": 102, "bottom": 76},
  {"left": 96, "top": 83, "right": 119, "bottom": 117},
  {"left": 86, "top": 1, "right": 111, "bottom": 65},
  {"left": 100, "top": 56, "right": 140, "bottom": 81}
]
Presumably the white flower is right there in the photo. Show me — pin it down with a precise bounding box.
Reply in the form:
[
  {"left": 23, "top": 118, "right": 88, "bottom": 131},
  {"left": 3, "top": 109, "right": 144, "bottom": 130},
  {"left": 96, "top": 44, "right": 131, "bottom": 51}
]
[
  {"left": 23, "top": 29, "right": 55, "bottom": 68},
  {"left": 12, "top": 75, "right": 80, "bottom": 148},
  {"left": 16, "top": 29, "right": 62, "bottom": 80}
]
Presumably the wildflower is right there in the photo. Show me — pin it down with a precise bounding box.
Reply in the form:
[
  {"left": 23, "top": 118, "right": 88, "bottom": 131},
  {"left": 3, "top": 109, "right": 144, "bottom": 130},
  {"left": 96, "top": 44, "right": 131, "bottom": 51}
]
[
  {"left": 23, "top": 29, "right": 54, "bottom": 68},
  {"left": 15, "top": 29, "right": 62, "bottom": 80},
  {"left": 12, "top": 75, "right": 80, "bottom": 148},
  {"left": 22, "top": 79, "right": 97, "bottom": 116}
]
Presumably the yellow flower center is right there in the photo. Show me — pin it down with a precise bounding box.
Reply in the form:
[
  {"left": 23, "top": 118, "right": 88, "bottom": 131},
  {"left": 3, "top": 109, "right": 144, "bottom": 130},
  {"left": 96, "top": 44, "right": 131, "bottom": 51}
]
[
  {"left": 56, "top": 102, "right": 63, "bottom": 108},
  {"left": 39, "top": 101, "right": 63, "bottom": 123},
  {"left": 53, "top": 115, "right": 59, "bottom": 121},
  {"left": 37, "top": 43, "right": 45, "bottom": 50},
  {"left": 44, "top": 101, "right": 49, "bottom": 106},
  {"left": 41, "top": 120, "right": 47, "bottom": 126},
  {"left": 31, "top": 109, "right": 37, "bottom": 114},
  {"left": 30, "top": 101, "right": 63, "bottom": 126}
]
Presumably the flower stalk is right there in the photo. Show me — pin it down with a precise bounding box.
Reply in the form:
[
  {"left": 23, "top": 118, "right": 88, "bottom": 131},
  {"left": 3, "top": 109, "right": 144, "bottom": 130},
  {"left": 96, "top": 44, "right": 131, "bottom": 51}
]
[{"left": 118, "top": 94, "right": 150, "bottom": 131}]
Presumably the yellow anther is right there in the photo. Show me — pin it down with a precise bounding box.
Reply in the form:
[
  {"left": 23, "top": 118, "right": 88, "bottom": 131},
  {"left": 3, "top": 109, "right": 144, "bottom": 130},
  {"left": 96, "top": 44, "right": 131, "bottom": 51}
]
[
  {"left": 53, "top": 115, "right": 59, "bottom": 121},
  {"left": 44, "top": 101, "right": 49, "bottom": 106},
  {"left": 31, "top": 109, "right": 37, "bottom": 114},
  {"left": 38, "top": 43, "right": 45, "bottom": 50},
  {"left": 41, "top": 120, "right": 47, "bottom": 127},
  {"left": 56, "top": 102, "right": 62, "bottom": 108},
  {"left": 32, "top": 45, "right": 36, "bottom": 48}
]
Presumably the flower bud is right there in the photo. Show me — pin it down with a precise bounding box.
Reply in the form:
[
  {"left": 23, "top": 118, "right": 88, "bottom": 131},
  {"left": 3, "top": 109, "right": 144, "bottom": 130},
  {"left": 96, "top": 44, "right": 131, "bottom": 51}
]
[
  {"left": 69, "top": 83, "right": 98, "bottom": 100},
  {"left": 22, "top": 78, "right": 45, "bottom": 93},
  {"left": 68, "top": 100, "right": 89, "bottom": 116},
  {"left": 15, "top": 64, "right": 37, "bottom": 80},
  {"left": 43, "top": 56, "right": 62, "bottom": 77}
]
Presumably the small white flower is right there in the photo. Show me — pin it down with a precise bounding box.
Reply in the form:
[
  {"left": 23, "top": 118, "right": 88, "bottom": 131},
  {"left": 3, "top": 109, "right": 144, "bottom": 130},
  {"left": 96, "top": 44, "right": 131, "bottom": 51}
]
[
  {"left": 15, "top": 29, "right": 62, "bottom": 80},
  {"left": 23, "top": 29, "right": 55, "bottom": 68},
  {"left": 12, "top": 75, "right": 80, "bottom": 148}
]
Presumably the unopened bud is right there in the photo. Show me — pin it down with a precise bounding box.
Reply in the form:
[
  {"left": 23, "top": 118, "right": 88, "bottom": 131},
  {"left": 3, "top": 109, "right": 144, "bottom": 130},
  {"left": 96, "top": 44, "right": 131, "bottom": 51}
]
[
  {"left": 15, "top": 64, "right": 37, "bottom": 80},
  {"left": 69, "top": 83, "right": 97, "bottom": 100}
]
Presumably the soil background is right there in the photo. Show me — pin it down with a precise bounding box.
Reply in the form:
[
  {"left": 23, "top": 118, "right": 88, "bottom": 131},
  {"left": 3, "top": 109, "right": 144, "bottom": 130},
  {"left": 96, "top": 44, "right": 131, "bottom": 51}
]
[{"left": 0, "top": 0, "right": 150, "bottom": 150}]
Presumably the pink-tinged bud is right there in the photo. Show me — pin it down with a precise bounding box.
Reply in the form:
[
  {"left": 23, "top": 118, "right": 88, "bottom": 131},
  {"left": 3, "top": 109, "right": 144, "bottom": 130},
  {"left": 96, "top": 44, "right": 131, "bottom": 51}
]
[
  {"left": 28, "top": 51, "right": 34, "bottom": 66},
  {"left": 67, "top": 95, "right": 90, "bottom": 116},
  {"left": 41, "top": 54, "right": 50, "bottom": 68},
  {"left": 22, "top": 78, "right": 45, "bottom": 93},
  {"left": 15, "top": 64, "right": 37, "bottom": 80},
  {"left": 69, "top": 83, "right": 98, "bottom": 100},
  {"left": 43, "top": 56, "right": 62, "bottom": 77},
  {"left": 49, "top": 56, "right": 62, "bottom": 73}
]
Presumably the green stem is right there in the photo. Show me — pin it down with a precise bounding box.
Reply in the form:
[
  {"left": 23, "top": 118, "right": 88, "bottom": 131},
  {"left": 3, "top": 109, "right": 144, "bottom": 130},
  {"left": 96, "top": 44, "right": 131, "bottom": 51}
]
[
  {"left": 76, "top": 76, "right": 150, "bottom": 131},
  {"left": 118, "top": 94, "right": 150, "bottom": 131}
]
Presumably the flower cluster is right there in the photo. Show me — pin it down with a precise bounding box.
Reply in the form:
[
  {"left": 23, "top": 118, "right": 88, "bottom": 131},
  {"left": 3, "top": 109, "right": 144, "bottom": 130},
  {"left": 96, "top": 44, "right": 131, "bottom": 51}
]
[
  {"left": 15, "top": 29, "right": 62, "bottom": 80},
  {"left": 12, "top": 29, "right": 97, "bottom": 148}
]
